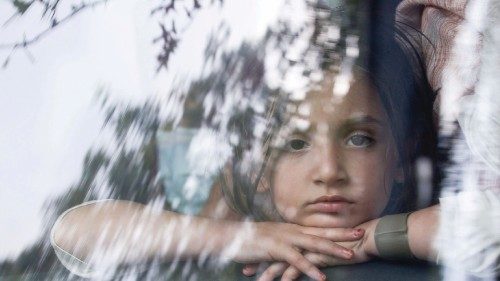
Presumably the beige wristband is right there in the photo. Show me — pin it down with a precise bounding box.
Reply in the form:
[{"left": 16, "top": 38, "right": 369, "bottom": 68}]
[{"left": 374, "top": 213, "right": 415, "bottom": 261}]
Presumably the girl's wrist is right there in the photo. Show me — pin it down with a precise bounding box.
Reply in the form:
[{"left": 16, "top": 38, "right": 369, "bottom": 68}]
[
  {"left": 361, "top": 218, "right": 380, "bottom": 257},
  {"left": 374, "top": 213, "right": 415, "bottom": 260},
  {"left": 364, "top": 219, "right": 380, "bottom": 256}
]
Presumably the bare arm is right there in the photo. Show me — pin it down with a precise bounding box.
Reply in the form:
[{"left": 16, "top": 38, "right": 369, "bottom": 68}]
[
  {"left": 52, "top": 200, "right": 234, "bottom": 264},
  {"left": 407, "top": 204, "right": 440, "bottom": 260},
  {"left": 251, "top": 205, "right": 441, "bottom": 281},
  {"left": 52, "top": 179, "right": 241, "bottom": 265},
  {"left": 360, "top": 205, "right": 440, "bottom": 260},
  {"left": 52, "top": 200, "right": 362, "bottom": 281}
]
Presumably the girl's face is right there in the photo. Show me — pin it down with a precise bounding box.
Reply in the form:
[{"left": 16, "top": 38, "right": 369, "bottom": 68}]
[{"left": 269, "top": 73, "right": 401, "bottom": 228}]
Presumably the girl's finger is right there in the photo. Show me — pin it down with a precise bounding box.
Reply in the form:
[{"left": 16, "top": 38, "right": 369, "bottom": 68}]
[
  {"left": 242, "top": 263, "right": 259, "bottom": 276},
  {"left": 282, "top": 265, "right": 302, "bottom": 281},
  {"left": 291, "top": 234, "right": 354, "bottom": 260},
  {"left": 281, "top": 247, "right": 326, "bottom": 281},
  {"left": 282, "top": 252, "right": 330, "bottom": 281},
  {"left": 301, "top": 227, "right": 364, "bottom": 241},
  {"left": 256, "top": 262, "right": 287, "bottom": 281},
  {"left": 281, "top": 251, "right": 356, "bottom": 280},
  {"left": 304, "top": 251, "right": 355, "bottom": 266}
]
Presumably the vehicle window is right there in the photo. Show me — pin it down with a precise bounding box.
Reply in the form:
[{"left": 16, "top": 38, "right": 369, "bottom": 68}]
[{"left": 1, "top": 0, "right": 498, "bottom": 280}]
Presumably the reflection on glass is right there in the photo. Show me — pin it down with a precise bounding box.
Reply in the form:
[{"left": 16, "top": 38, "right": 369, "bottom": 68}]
[{"left": 1, "top": 0, "right": 498, "bottom": 280}]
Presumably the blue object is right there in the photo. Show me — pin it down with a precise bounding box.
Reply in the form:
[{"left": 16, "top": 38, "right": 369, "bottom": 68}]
[{"left": 156, "top": 128, "right": 214, "bottom": 215}]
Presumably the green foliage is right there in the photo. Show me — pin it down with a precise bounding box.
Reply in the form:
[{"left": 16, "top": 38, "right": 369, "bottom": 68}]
[{"left": 0, "top": 98, "right": 165, "bottom": 278}]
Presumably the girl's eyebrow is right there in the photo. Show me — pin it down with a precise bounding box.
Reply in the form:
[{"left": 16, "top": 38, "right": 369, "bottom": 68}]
[
  {"left": 339, "top": 115, "right": 385, "bottom": 131},
  {"left": 287, "top": 115, "right": 384, "bottom": 136}
]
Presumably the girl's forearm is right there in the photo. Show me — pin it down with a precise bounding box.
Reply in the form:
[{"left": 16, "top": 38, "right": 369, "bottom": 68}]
[
  {"left": 407, "top": 205, "right": 439, "bottom": 261},
  {"left": 51, "top": 200, "right": 234, "bottom": 265},
  {"left": 363, "top": 205, "right": 440, "bottom": 262}
]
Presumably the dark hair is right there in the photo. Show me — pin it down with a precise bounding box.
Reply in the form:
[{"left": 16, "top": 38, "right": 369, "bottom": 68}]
[
  {"left": 220, "top": 3, "right": 437, "bottom": 219},
  {"left": 366, "top": 26, "right": 437, "bottom": 213}
]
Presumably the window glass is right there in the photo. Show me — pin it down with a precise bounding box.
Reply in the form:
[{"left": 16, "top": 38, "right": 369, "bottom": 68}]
[{"left": 1, "top": 0, "right": 498, "bottom": 280}]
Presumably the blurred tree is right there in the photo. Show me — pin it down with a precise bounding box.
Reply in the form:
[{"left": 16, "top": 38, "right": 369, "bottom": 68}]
[
  {"left": 1, "top": 0, "right": 224, "bottom": 69},
  {"left": 0, "top": 0, "right": 362, "bottom": 278},
  {"left": 0, "top": 99, "right": 165, "bottom": 279}
]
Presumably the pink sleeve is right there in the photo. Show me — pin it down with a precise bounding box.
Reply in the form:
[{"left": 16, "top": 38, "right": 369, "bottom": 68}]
[{"left": 396, "top": 0, "right": 468, "bottom": 93}]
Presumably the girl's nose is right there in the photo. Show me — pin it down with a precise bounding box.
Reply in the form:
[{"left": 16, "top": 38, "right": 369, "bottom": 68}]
[{"left": 312, "top": 143, "right": 347, "bottom": 187}]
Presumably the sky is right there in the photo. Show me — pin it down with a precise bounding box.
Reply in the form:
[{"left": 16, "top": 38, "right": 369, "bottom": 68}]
[{"left": 0, "top": 0, "right": 283, "bottom": 259}]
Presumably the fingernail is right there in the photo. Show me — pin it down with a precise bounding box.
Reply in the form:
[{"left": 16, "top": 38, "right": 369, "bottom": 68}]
[
  {"left": 354, "top": 228, "right": 364, "bottom": 236},
  {"left": 242, "top": 267, "right": 252, "bottom": 276},
  {"left": 318, "top": 272, "right": 327, "bottom": 281},
  {"left": 344, "top": 249, "right": 354, "bottom": 258}
]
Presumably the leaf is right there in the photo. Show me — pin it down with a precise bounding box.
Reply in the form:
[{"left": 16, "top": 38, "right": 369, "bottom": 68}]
[
  {"left": 12, "top": 0, "right": 32, "bottom": 14},
  {"left": 2, "top": 57, "right": 10, "bottom": 68},
  {"left": 193, "top": 0, "right": 201, "bottom": 9},
  {"left": 171, "top": 21, "right": 176, "bottom": 34}
]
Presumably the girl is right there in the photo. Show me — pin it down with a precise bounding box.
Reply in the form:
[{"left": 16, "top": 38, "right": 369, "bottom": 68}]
[
  {"left": 222, "top": 33, "right": 439, "bottom": 280},
  {"left": 51, "top": 17, "right": 438, "bottom": 281}
]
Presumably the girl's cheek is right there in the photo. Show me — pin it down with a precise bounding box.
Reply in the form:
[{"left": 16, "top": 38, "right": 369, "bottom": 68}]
[{"left": 345, "top": 151, "right": 381, "bottom": 179}]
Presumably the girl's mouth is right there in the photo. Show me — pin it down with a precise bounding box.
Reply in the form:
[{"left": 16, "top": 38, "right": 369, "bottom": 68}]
[{"left": 308, "top": 195, "right": 352, "bottom": 213}]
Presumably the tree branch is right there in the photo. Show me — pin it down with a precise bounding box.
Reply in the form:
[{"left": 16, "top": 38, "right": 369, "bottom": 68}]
[{"left": 0, "top": 0, "right": 110, "bottom": 50}]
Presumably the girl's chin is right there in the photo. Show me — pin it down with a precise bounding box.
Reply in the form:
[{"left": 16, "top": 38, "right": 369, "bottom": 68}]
[{"left": 295, "top": 213, "right": 364, "bottom": 228}]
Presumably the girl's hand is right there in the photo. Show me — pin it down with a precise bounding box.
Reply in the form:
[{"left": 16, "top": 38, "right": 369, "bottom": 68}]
[
  {"left": 243, "top": 242, "right": 369, "bottom": 281},
  {"left": 241, "top": 219, "right": 377, "bottom": 281},
  {"left": 224, "top": 221, "right": 364, "bottom": 281}
]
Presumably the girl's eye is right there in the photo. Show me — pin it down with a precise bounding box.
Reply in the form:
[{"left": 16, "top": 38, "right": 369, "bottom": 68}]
[
  {"left": 286, "top": 139, "right": 310, "bottom": 151},
  {"left": 346, "top": 133, "right": 374, "bottom": 147}
]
